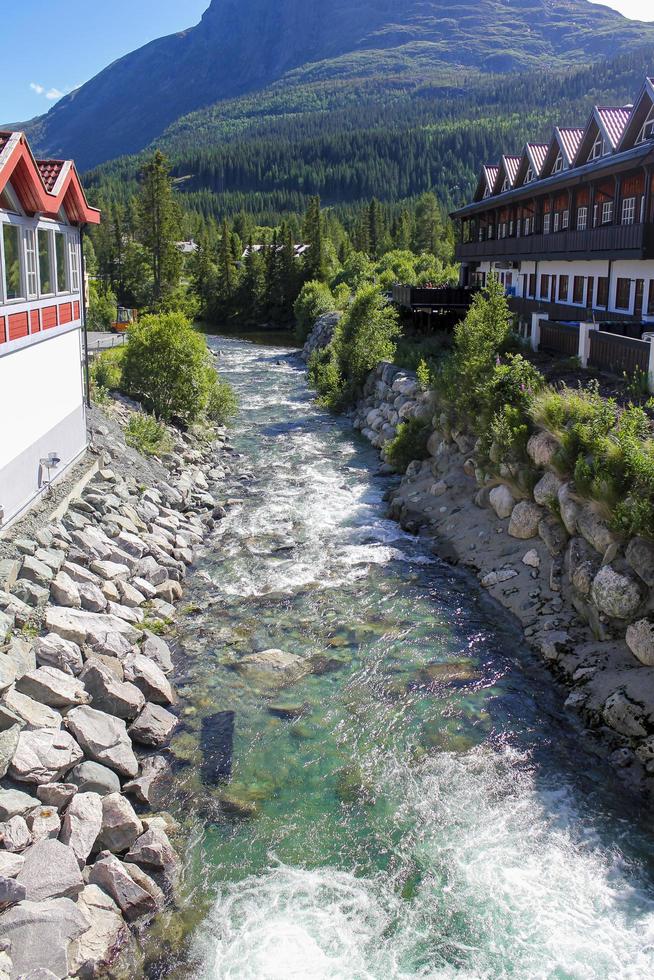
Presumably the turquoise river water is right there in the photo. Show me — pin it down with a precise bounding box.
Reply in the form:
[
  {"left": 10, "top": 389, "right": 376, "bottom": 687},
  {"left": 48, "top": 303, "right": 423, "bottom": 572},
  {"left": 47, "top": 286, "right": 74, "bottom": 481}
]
[{"left": 157, "top": 336, "right": 654, "bottom": 980}]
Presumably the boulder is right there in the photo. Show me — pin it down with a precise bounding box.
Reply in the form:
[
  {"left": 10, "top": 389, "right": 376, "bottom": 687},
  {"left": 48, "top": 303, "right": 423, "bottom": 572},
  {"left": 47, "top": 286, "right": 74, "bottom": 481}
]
[
  {"left": 526, "top": 431, "right": 559, "bottom": 467},
  {"left": 235, "top": 649, "right": 308, "bottom": 687},
  {"left": 9, "top": 729, "right": 83, "bottom": 785},
  {"left": 116, "top": 580, "right": 146, "bottom": 609},
  {"left": 17, "top": 665, "right": 90, "bottom": 709},
  {"left": 66, "top": 706, "right": 138, "bottom": 778},
  {"left": 125, "top": 828, "right": 179, "bottom": 876},
  {"left": 131, "top": 577, "right": 157, "bottom": 601},
  {"left": 27, "top": 805, "right": 61, "bottom": 842},
  {"left": 625, "top": 537, "right": 654, "bottom": 588},
  {"left": 557, "top": 483, "right": 580, "bottom": 536},
  {"left": 591, "top": 565, "right": 643, "bottom": 620},
  {"left": 20, "top": 555, "right": 55, "bottom": 587},
  {"left": 133, "top": 557, "right": 168, "bottom": 586},
  {"left": 577, "top": 506, "right": 616, "bottom": 556},
  {"left": 0, "top": 588, "right": 34, "bottom": 629},
  {"left": 45, "top": 607, "right": 139, "bottom": 647},
  {"left": 68, "top": 884, "right": 131, "bottom": 979},
  {"left": 37, "top": 783, "right": 77, "bottom": 809},
  {"left": 90, "top": 560, "right": 130, "bottom": 582},
  {"left": 98, "top": 793, "right": 143, "bottom": 853},
  {"left": 88, "top": 853, "right": 158, "bottom": 922},
  {"left": 0, "top": 724, "right": 21, "bottom": 779},
  {"left": 0, "top": 788, "right": 40, "bottom": 821},
  {"left": 0, "top": 815, "right": 31, "bottom": 852},
  {"left": 33, "top": 635, "right": 84, "bottom": 676},
  {"left": 124, "top": 653, "right": 174, "bottom": 705},
  {"left": 60, "top": 792, "right": 103, "bottom": 867},
  {"left": 626, "top": 619, "right": 654, "bottom": 667},
  {"left": 141, "top": 632, "right": 174, "bottom": 674},
  {"left": 69, "top": 761, "right": 121, "bottom": 797},
  {"left": 3, "top": 636, "right": 36, "bottom": 680},
  {"left": 78, "top": 583, "right": 108, "bottom": 613},
  {"left": 489, "top": 485, "right": 515, "bottom": 520},
  {"left": 538, "top": 515, "right": 568, "bottom": 556},
  {"left": 602, "top": 689, "right": 648, "bottom": 738},
  {"left": 80, "top": 660, "right": 145, "bottom": 720},
  {"left": 123, "top": 755, "right": 169, "bottom": 805},
  {"left": 0, "top": 873, "right": 26, "bottom": 910},
  {"left": 34, "top": 547, "right": 65, "bottom": 572},
  {"left": 62, "top": 561, "right": 102, "bottom": 587},
  {"left": 129, "top": 703, "right": 177, "bottom": 747},
  {"left": 50, "top": 572, "right": 81, "bottom": 609},
  {"left": 0, "top": 611, "right": 14, "bottom": 646},
  {"left": 3, "top": 688, "right": 62, "bottom": 730},
  {"left": 508, "top": 501, "right": 543, "bottom": 540},
  {"left": 533, "top": 471, "right": 564, "bottom": 508},
  {"left": 16, "top": 838, "right": 84, "bottom": 901},
  {"left": 0, "top": 851, "right": 24, "bottom": 879},
  {"left": 0, "top": 897, "right": 90, "bottom": 979}
]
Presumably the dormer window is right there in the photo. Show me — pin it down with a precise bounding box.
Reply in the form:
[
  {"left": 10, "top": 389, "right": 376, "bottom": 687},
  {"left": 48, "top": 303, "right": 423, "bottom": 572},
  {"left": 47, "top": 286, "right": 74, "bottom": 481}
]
[
  {"left": 525, "top": 166, "right": 535, "bottom": 183},
  {"left": 588, "top": 133, "right": 606, "bottom": 162},
  {"left": 636, "top": 104, "right": 654, "bottom": 144},
  {"left": 483, "top": 186, "right": 491, "bottom": 199},
  {"left": 553, "top": 153, "right": 564, "bottom": 174},
  {"left": 0, "top": 181, "right": 24, "bottom": 216},
  {"left": 502, "top": 178, "right": 510, "bottom": 192}
]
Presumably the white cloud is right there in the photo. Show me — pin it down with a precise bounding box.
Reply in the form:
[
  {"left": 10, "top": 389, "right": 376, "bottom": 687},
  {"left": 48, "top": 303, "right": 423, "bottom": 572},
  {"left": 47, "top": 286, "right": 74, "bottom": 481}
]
[
  {"left": 29, "top": 81, "right": 75, "bottom": 103},
  {"left": 46, "top": 88, "right": 64, "bottom": 101},
  {"left": 29, "top": 82, "right": 45, "bottom": 95}
]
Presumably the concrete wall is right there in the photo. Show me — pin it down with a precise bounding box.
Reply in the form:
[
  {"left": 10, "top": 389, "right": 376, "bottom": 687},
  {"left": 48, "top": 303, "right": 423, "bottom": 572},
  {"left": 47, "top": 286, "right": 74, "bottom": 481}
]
[{"left": 0, "top": 325, "right": 87, "bottom": 527}]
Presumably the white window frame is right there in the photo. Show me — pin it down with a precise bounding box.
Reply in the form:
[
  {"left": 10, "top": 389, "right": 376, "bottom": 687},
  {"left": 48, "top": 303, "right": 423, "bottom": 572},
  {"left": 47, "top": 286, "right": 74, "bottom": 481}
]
[
  {"left": 636, "top": 104, "right": 654, "bottom": 145},
  {"left": 24, "top": 228, "right": 38, "bottom": 299},
  {"left": 1, "top": 214, "right": 80, "bottom": 308},
  {"left": 562, "top": 209, "right": 569, "bottom": 230},
  {"left": 68, "top": 235, "right": 80, "bottom": 292},
  {"left": 553, "top": 153, "right": 563, "bottom": 174},
  {"left": 553, "top": 212, "right": 560, "bottom": 233},
  {"left": 1, "top": 218, "right": 26, "bottom": 303},
  {"left": 543, "top": 213, "right": 551, "bottom": 235},
  {"left": 525, "top": 166, "right": 535, "bottom": 184},
  {"left": 621, "top": 196, "right": 636, "bottom": 225},
  {"left": 577, "top": 206, "right": 588, "bottom": 231},
  {"left": 601, "top": 200, "right": 613, "bottom": 225},
  {"left": 54, "top": 230, "right": 69, "bottom": 295},
  {"left": 588, "top": 133, "right": 605, "bottom": 162},
  {"left": 37, "top": 228, "right": 55, "bottom": 298}
]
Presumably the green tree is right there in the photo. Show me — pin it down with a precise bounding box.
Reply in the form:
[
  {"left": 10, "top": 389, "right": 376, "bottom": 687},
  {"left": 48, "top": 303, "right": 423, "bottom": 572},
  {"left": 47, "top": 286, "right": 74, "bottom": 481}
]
[
  {"left": 137, "top": 151, "right": 182, "bottom": 306},
  {"left": 294, "top": 280, "right": 337, "bottom": 341},
  {"left": 302, "top": 196, "right": 327, "bottom": 281},
  {"left": 413, "top": 192, "right": 443, "bottom": 257}
]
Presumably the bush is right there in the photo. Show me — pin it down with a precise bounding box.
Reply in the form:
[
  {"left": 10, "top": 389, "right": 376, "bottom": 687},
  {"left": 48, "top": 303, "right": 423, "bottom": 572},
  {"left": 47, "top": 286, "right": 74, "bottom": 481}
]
[
  {"left": 121, "top": 313, "right": 214, "bottom": 423},
  {"left": 125, "top": 414, "right": 173, "bottom": 456},
  {"left": 385, "top": 418, "right": 432, "bottom": 472},
  {"left": 293, "top": 281, "right": 337, "bottom": 342},
  {"left": 87, "top": 288, "right": 118, "bottom": 332},
  {"left": 206, "top": 376, "right": 239, "bottom": 424},
  {"left": 90, "top": 347, "right": 126, "bottom": 391}
]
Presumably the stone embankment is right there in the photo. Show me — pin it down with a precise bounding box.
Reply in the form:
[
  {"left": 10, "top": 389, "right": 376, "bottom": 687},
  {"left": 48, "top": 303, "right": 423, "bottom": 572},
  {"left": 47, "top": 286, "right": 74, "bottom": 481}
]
[
  {"left": 302, "top": 324, "right": 654, "bottom": 793},
  {"left": 300, "top": 311, "right": 341, "bottom": 363},
  {"left": 0, "top": 399, "right": 230, "bottom": 978}
]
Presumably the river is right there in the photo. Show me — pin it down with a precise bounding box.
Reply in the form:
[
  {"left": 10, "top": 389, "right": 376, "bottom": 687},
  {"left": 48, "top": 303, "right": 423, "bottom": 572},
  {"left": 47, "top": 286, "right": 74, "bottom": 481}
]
[{"left": 157, "top": 335, "right": 654, "bottom": 980}]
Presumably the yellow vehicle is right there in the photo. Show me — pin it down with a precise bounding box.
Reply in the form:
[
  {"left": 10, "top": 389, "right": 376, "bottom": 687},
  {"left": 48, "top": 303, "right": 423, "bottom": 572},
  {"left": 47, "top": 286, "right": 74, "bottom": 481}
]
[{"left": 112, "top": 307, "right": 138, "bottom": 333}]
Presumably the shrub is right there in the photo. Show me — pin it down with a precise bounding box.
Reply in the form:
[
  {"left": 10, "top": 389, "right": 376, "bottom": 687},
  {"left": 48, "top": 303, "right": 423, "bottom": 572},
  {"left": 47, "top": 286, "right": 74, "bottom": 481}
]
[
  {"left": 125, "top": 414, "right": 173, "bottom": 456},
  {"left": 87, "top": 288, "right": 117, "bottom": 332},
  {"left": 206, "top": 376, "right": 239, "bottom": 424},
  {"left": 121, "top": 313, "right": 214, "bottom": 423},
  {"left": 385, "top": 418, "right": 432, "bottom": 472},
  {"left": 90, "top": 347, "right": 126, "bottom": 391},
  {"left": 293, "top": 281, "right": 337, "bottom": 342}
]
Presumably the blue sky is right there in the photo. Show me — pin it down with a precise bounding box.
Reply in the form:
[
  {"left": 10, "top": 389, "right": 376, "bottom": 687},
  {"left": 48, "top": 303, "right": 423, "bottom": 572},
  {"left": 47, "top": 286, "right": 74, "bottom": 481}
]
[{"left": 1, "top": 0, "right": 652, "bottom": 124}]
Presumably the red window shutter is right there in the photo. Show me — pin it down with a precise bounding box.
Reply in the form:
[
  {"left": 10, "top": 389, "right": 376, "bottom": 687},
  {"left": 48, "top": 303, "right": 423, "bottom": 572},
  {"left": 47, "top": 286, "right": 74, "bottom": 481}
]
[
  {"left": 42, "top": 306, "right": 58, "bottom": 330},
  {"left": 30, "top": 309, "right": 40, "bottom": 333},
  {"left": 8, "top": 312, "right": 29, "bottom": 341},
  {"left": 59, "top": 303, "right": 73, "bottom": 324}
]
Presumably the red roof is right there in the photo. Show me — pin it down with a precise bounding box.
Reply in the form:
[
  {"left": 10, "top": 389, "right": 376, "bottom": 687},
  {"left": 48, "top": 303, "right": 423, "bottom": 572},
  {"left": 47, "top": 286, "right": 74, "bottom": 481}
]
[
  {"left": 0, "top": 131, "right": 100, "bottom": 224},
  {"left": 557, "top": 127, "right": 584, "bottom": 163},
  {"left": 596, "top": 107, "right": 631, "bottom": 148}
]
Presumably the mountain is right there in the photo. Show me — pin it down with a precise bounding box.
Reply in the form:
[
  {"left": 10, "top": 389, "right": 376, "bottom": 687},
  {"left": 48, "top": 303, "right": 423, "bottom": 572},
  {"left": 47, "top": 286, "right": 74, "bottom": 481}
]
[{"left": 16, "top": 0, "right": 654, "bottom": 171}]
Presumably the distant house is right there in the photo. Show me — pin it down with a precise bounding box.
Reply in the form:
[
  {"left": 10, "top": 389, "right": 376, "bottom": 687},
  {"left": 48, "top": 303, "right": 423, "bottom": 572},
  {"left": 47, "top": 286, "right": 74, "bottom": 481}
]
[
  {"left": 241, "top": 243, "right": 310, "bottom": 262},
  {"left": 0, "top": 131, "right": 100, "bottom": 529},
  {"left": 176, "top": 240, "right": 199, "bottom": 255}
]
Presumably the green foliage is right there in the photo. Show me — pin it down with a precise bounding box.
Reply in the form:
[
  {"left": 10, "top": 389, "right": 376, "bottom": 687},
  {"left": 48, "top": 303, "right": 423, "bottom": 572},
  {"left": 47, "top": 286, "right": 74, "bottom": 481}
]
[
  {"left": 416, "top": 359, "right": 431, "bottom": 392},
  {"left": 206, "top": 376, "right": 239, "bottom": 424},
  {"left": 121, "top": 313, "right": 214, "bottom": 423},
  {"left": 87, "top": 285, "right": 118, "bottom": 333},
  {"left": 90, "top": 347, "right": 126, "bottom": 391},
  {"left": 293, "top": 281, "right": 337, "bottom": 341},
  {"left": 385, "top": 418, "right": 432, "bottom": 473},
  {"left": 136, "top": 151, "right": 183, "bottom": 306},
  {"left": 125, "top": 414, "right": 174, "bottom": 456}
]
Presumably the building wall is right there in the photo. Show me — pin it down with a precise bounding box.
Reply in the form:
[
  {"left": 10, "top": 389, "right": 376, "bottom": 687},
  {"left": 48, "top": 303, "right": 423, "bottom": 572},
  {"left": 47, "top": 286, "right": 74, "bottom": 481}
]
[{"left": 0, "top": 325, "right": 87, "bottom": 527}]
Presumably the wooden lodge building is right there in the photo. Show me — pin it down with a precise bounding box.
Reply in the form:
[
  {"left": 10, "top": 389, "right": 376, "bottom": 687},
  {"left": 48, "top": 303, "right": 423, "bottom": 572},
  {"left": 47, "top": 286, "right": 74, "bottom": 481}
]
[
  {"left": 0, "top": 131, "right": 100, "bottom": 528},
  {"left": 452, "top": 77, "right": 654, "bottom": 333}
]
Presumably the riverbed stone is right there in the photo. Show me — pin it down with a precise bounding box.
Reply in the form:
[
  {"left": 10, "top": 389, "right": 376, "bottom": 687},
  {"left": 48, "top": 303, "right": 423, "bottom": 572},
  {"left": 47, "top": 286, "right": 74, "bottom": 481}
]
[
  {"left": 508, "top": 501, "right": 543, "bottom": 540},
  {"left": 17, "top": 839, "right": 84, "bottom": 901},
  {"left": 235, "top": 649, "right": 309, "bottom": 687},
  {"left": 0, "top": 788, "right": 40, "bottom": 820},
  {"left": 0, "top": 815, "right": 31, "bottom": 852},
  {"left": 45, "top": 607, "right": 139, "bottom": 647},
  {"left": 591, "top": 565, "right": 643, "bottom": 620},
  {"left": 66, "top": 706, "right": 138, "bottom": 778},
  {"left": 122, "top": 755, "right": 169, "bottom": 805},
  {"left": 17, "top": 665, "right": 90, "bottom": 709},
  {"left": 78, "top": 582, "right": 108, "bottom": 613},
  {"left": 80, "top": 660, "right": 145, "bottom": 720},
  {"left": 625, "top": 619, "right": 654, "bottom": 666},
  {"left": 489, "top": 485, "right": 515, "bottom": 519},
  {"left": 526, "top": 431, "right": 559, "bottom": 467},
  {"left": 60, "top": 792, "right": 103, "bottom": 867},
  {"left": 141, "top": 633, "right": 174, "bottom": 674},
  {"left": 20, "top": 555, "right": 55, "bottom": 587},
  {"left": 27, "top": 806, "right": 61, "bottom": 842},
  {"left": 88, "top": 853, "right": 158, "bottom": 922},
  {"left": 34, "top": 635, "right": 84, "bottom": 677},
  {"left": 9, "top": 728, "right": 84, "bottom": 785},
  {"left": 577, "top": 506, "right": 616, "bottom": 556},
  {"left": 97, "top": 793, "right": 143, "bottom": 854},
  {"left": 124, "top": 652, "right": 173, "bottom": 705},
  {"left": 128, "top": 703, "right": 177, "bottom": 747},
  {"left": 0, "top": 724, "right": 21, "bottom": 779},
  {"left": 0, "top": 897, "right": 90, "bottom": 978},
  {"left": 68, "top": 883, "right": 131, "bottom": 979},
  {"left": 36, "top": 783, "right": 77, "bottom": 809},
  {"left": 3, "top": 688, "right": 62, "bottom": 730},
  {"left": 602, "top": 689, "right": 648, "bottom": 738},
  {"left": 50, "top": 572, "right": 82, "bottom": 609},
  {"left": 625, "top": 537, "right": 654, "bottom": 587},
  {"left": 69, "top": 761, "right": 121, "bottom": 797}
]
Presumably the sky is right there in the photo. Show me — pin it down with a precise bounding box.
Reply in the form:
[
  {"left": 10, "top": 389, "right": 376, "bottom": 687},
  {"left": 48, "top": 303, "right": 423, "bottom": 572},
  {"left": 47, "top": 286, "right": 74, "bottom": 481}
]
[{"left": 0, "top": 0, "right": 653, "bottom": 124}]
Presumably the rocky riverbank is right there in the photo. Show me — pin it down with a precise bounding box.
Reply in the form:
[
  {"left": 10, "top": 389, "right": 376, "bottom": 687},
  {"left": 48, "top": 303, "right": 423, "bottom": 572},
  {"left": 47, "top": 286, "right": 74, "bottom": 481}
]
[
  {"left": 0, "top": 397, "right": 232, "bottom": 978},
  {"left": 300, "top": 317, "right": 654, "bottom": 796}
]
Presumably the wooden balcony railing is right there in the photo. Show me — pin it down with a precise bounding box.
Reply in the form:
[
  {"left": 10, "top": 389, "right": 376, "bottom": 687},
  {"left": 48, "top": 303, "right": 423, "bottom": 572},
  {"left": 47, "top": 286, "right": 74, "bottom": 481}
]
[{"left": 455, "top": 222, "right": 654, "bottom": 262}]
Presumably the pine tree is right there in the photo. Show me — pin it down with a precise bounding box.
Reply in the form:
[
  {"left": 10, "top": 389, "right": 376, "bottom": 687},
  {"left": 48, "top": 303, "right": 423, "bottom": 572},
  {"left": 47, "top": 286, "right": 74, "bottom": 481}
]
[
  {"left": 413, "top": 192, "right": 443, "bottom": 256},
  {"left": 302, "top": 196, "right": 326, "bottom": 281},
  {"left": 137, "top": 151, "right": 182, "bottom": 305}
]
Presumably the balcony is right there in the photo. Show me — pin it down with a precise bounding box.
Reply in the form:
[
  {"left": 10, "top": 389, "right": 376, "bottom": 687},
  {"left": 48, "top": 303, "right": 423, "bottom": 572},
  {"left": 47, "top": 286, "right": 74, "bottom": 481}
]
[{"left": 455, "top": 222, "right": 654, "bottom": 263}]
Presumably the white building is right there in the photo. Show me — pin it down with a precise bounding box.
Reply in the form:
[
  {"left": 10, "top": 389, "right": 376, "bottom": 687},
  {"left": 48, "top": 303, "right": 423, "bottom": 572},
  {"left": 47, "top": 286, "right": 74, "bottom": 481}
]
[{"left": 0, "top": 131, "right": 100, "bottom": 529}]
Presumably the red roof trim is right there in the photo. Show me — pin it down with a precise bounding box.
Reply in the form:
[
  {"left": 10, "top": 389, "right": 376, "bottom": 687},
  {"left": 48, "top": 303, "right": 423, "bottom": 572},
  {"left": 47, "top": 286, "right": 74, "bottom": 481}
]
[{"left": 0, "top": 131, "right": 100, "bottom": 225}]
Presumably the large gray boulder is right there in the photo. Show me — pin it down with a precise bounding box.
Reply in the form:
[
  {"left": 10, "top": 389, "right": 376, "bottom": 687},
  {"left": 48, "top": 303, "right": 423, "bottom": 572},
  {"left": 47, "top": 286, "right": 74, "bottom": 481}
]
[
  {"left": 60, "top": 791, "right": 103, "bottom": 867},
  {"left": 128, "top": 703, "right": 177, "bottom": 747},
  {"left": 625, "top": 537, "right": 654, "bottom": 588},
  {"left": 0, "top": 897, "right": 90, "bottom": 979},
  {"left": 141, "top": 632, "right": 174, "bottom": 674},
  {"left": 3, "top": 636, "right": 36, "bottom": 680},
  {"left": 88, "top": 853, "right": 158, "bottom": 922},
  {"left": 69, "top": 761, "right": 120, "bottom": 797},
  {"left": 489, "top": 485, "right": 515, "bottom": 520},
  {"left": 124, "top": 652, "right": 173, "bottom": 705},
  {"left": 45, "top": 607, "right": 139, "bottom": 647},
  {"left": 125, "top": 827, "right": 179, "bottom": 877},
  {"left": 68, "top": 883, "right": 131, "bottom": 979},
  {"left": 66, "top": 706, "right": 138, "bottom": 778},
  {"left": 20, "top": 555, "right": 55, "bottom": 587},
  {"left": 16, "top": 839, "right": 84, "bottom": 901},
  {"left": 98, "top": 793, "right": 143, "bottom": 854},
  {"left": 27, "top": 805, "right": 62, "bottom": 843},
  {"left": 16, "top": 665, "right": 90, "bottom": 710},
  {"left": 577, "top": 505, "right": 616, "bottom": 556},
  {"left": 0, "top": 873, "right": 26, "bottom": 910},
  {"left": 508, "top": 501, "right": 543, "bottom": 540},
  {"left": 533, "top": 471, "right": 564, "bottom": 508},
  {"left": 80, "top": 660, "right": 145, "bottom": 720},
  {"left": 235, "top": 649, "right": 308, "bottom": 687},
  {"left": 591, "top": 565, "right": 643, "bottom": 620},
  {"left": 89, "top": 560, "right": 130, "bottom": 582},
  {"left": 9, "top": 729, "right": 83, "bottom": 785},
  {"left": 50, "top": 572, "right": 82, "bottom": 609},
  {"left": 626, "top": 619, "right": 654, "bottom": 667},
  {"left": 2, "top": 688, "right": 62, "bottom": 730},
  {"left": 0, "top": 787, "right": 40, "bottom": 820},
  {"left": 37, "top": 783, "right": 77, "bottom": 809},
  {"left": 78, "top": 582, "right": 108, "bottom": 613},
  {"left": 33, "top": 635, "right": 84, "bottom": 676},
  {"left": 123, "top": 755, "right": 169, "bottom": 805},
  {"left": 0, "top": 814, "right": 31, "bottom": 852},
  {"left": 0, "top": 724, "right": 21, "bottom": 779},
  {"left": 0, "top": 611, "right": 14, "bottom": 645},
  {"left": 0, "top": 851, "right": 24, "bottom": 878},
  {"left": 526, "top": 431, "right": 559, "bottom": 467}
]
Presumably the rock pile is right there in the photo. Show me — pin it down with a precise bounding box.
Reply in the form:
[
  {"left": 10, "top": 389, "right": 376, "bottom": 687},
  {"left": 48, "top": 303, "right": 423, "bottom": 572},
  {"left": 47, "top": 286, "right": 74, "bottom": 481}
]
[
  {"left": 0, "top": 401, "right": 230, "bottom": 977},
  {"left": 300, "top": 311, "right": 341, "bottom": 363},
  {"left": 351, "top": 362, "right": 434, "bottom": 453}
]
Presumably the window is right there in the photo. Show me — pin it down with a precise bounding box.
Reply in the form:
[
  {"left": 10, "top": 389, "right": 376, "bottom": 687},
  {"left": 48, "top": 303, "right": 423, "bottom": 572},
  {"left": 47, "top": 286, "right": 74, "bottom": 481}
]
[
  {"left": 509, "top": 220, "right": 514, "bottom": 237},
  {"left": 488, "top": 224, "right": 495, "bottom": 240},
  {"left": 601, "top": 201, "right": 613, "bottom": 225},
  {"left": 596, "top": 276, "right": 609, "bottom": 308},
  {"left": 621, "top": 196, "right": 636, "bottom": 225},
  {"left": 524, "top": 216, "right": 533, "bottom": 235},
  {"left": 588, "top": 133, "right": 605, "bottom": 161},
  {"left": 55, "top": 232, "right": 67, "bottom": 292},
  {"left": 636, "top": 105, "right": 654, "bottom": 145},
  {"left": 647, "top": 281, "right": 654, "bottom": 316},
  {"left": 38, "top": 230, "right": 53, "bottom": 294},
  {"left": 558, "top": 275, "right": 569, "bottom": 302},
  {"left": 502, "top": 177, "right": 510, "bottom": 192},
  {"left": 553, "top": 153, "right": 564, "bottom": 174},
  {"left": 483, "top": 187, "right": 491, "bottom": 199},
  {"left": 577, "top": 206, "right": 588, "bottom": 231},
  {"left": 525, "top": 166, "right": 535, "bottom": 183},
  {"left": 573, "top": 276, "right": 585, "bottom": 304},
  {"left": 2, "top": 224, "right": 22, "bottom": 300},
  {"left": 69, "top": 237, "right": 80, "bottom": 292},
  {"left": 615, "top": 277, "right": 631, "bottom": 310},
  {"left": 543, "top": 213, "right": 551, "bottom": 234},
  {"left": 539, "top": 274, "right": 551, "bottom": 300},
  {"left": 562, "top": 209, "right": 569, "bottom": 230},
  {"left": 553, "top": 212, "right": 560, "bottom": 233},
  {"left": 24, "top": 229, "right": 37, "bottom": 298},
  {"left": 528, "top": 273, "right": 536, "bottom": 297}
]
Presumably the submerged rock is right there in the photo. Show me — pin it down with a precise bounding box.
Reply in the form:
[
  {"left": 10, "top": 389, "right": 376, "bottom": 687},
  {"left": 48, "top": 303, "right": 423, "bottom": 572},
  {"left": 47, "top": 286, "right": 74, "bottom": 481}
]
[
  {"left": 409, "top": 661, "right": 481, "bottom": 691},
  {"left": 200, "top": 710, "right": 235, "bottom": 785}
]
